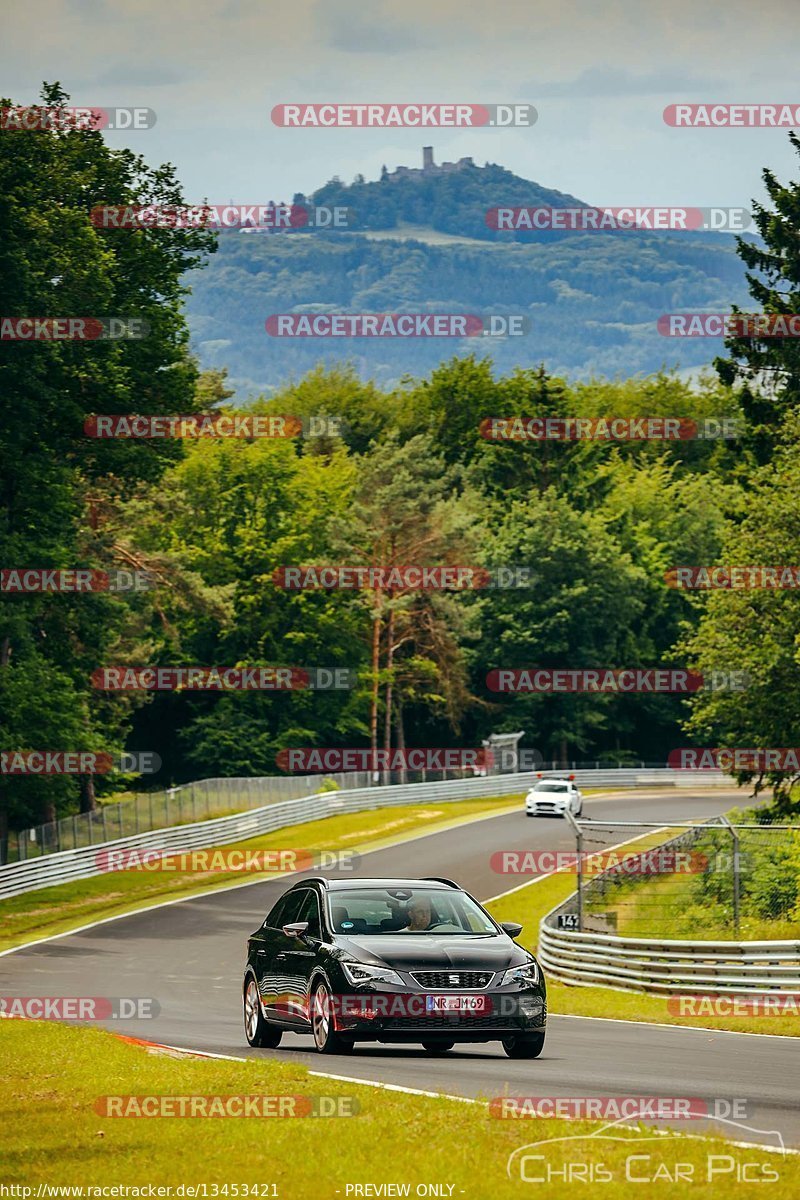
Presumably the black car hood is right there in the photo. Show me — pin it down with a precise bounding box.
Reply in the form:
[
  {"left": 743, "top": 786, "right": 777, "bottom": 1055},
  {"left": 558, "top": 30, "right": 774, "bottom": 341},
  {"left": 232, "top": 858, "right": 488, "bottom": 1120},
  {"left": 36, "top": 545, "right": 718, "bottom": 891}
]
[{"left": 334, "top": 933, "right": 529, "bottom": 972}]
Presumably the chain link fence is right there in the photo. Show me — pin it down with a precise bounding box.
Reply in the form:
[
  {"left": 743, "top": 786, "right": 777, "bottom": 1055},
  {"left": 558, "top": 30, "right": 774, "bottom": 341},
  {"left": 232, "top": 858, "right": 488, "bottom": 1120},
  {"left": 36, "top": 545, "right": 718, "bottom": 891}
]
[
  {"left": 1, "top": 772, "right": 372, "bottom": 863},
  {"left": 564, "top": 813, "right": 800, "bottom": 939},
  {"left": 2, "top": 757, "right": 533, "bottom": 864}
]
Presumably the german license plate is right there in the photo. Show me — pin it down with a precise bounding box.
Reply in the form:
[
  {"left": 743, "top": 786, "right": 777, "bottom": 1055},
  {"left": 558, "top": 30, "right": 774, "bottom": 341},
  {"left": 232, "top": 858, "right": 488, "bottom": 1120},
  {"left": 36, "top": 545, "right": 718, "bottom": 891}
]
[{"left": 425, "top": 994, "right": 490, "bottom": 1013}]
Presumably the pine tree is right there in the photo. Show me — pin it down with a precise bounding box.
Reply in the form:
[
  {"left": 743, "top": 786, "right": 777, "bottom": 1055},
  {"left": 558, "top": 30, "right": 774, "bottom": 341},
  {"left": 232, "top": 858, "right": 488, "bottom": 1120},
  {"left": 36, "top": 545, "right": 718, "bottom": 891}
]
[{"left": 716, "top": 131, "right": 800, "bottom": 461}]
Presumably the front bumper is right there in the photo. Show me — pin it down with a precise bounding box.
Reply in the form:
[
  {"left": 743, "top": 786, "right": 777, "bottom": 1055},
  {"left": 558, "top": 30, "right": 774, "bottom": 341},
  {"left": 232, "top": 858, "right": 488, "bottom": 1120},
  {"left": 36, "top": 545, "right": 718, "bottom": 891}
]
[
  {"left": 526, "top": 801, "right": 568, "bottom": 816},
  {"left": 332, "top": 989, "right": 546, "bottom": 1040}
]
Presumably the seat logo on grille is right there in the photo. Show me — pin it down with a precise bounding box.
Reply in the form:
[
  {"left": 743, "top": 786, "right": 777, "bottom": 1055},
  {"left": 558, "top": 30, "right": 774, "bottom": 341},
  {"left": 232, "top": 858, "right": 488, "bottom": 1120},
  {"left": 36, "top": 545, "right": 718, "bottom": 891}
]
[{"left": 449, "top": 974, "right": 460, "bottom": 985}]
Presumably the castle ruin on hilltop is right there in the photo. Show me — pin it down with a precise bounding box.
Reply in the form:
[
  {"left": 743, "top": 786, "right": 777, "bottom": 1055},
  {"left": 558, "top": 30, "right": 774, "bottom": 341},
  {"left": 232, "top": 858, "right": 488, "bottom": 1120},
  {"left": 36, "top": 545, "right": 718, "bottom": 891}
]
[{"left": 387, "top": 147, "right": 474, "bottom": 181}]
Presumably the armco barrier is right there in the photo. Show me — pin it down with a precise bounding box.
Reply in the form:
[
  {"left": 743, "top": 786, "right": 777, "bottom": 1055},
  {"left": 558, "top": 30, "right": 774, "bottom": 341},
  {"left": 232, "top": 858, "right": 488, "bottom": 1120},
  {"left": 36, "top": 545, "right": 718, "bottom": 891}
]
[
  {"left": 0, "top": 767, "right": 729, "bottom": 901},
  {"left": 538, "top": 919, "right": 800, "bottom": 995}
]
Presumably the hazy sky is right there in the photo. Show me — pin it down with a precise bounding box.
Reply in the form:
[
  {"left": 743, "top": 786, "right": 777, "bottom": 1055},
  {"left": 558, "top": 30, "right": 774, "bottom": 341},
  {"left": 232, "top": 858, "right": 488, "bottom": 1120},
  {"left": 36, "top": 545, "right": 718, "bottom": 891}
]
[{"left": 4, "top": 0, "right": 800, "bottom": 209}]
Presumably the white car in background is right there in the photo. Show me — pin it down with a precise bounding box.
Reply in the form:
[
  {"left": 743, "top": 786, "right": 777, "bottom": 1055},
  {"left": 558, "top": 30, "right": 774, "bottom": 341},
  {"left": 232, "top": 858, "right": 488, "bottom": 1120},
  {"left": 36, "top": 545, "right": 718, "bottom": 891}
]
[{"left": 525, "top": 776, "right": 583, "bottom": 818}]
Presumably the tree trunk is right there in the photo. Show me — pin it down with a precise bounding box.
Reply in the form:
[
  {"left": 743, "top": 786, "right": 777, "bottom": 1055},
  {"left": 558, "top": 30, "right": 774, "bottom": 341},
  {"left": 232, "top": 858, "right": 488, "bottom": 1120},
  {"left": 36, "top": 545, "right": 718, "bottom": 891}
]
[
  {"left": 79, "top": 772, "right": 97, "bottom": 813},
  {"left": 0, "top": 790, "right": 8, "bottom": 865},
  {"left": 559, "top": 738, "right": 568, "bottom": 769},
  {"left": 369, "top": 595, "right": 382, "bottom": 784},
  {"left": 395, "top": 697, "right": 406, "bottom": 784},
  {"left": 383, "top": 604, "right": 395, "bottom": 785}
]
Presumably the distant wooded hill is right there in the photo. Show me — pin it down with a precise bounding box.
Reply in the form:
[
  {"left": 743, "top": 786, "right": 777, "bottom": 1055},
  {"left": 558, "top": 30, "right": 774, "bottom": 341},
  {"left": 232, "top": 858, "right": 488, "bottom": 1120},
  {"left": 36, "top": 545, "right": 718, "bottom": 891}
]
[{"left": 184, "top": 159, "right": 751, "bottom": 397}]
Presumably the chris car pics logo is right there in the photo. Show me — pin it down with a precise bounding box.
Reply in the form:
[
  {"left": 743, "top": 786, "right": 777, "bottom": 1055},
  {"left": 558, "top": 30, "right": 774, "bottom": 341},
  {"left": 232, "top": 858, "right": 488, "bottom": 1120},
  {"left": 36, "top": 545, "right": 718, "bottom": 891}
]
[{"left": 507, "top": 1115, "right": 784, "bottom": 1184}]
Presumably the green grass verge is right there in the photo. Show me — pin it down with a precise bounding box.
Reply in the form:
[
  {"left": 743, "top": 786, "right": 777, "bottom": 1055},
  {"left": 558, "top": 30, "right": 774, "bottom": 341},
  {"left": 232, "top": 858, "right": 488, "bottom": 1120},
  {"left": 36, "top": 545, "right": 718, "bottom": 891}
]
[
  {"left": 485, "top": 831, "right": 800, "bottom": 1038},
  {"left": 1, "top": 1020, "right": 795, "bottom": 1193},
  {"left": 0, "top": 795, "right": 523, "bottom": 953}
]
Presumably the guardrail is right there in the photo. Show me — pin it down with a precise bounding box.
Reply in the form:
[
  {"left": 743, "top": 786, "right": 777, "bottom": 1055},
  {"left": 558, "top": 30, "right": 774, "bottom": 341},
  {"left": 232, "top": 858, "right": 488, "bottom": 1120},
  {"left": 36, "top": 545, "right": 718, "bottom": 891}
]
[
  {"left": 538, "top": 919, "right": 800, "bottom": 994},
  {"left": 539, "top": 816, "right": 800, "bottom": 994},
  {"left": 0, "top": 766, "right": 730, "bottom": 901}
]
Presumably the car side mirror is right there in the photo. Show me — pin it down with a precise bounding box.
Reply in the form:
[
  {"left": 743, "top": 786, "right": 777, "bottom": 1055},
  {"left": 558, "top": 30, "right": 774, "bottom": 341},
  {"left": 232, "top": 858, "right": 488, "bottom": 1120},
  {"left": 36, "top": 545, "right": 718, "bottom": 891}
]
[
  {"left": 500, "top": 921, "right": 523, "bottom": 938},
  {"left": 283, "top": 921, "right": 310, "bottom": 938}
]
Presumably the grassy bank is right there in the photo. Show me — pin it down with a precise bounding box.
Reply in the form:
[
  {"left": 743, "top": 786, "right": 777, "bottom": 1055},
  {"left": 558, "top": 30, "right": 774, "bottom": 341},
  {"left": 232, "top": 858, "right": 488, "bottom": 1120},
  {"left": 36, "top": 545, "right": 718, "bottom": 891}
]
[{"left": 0, "top": 1020, "right": 794, "bottom": 1194}]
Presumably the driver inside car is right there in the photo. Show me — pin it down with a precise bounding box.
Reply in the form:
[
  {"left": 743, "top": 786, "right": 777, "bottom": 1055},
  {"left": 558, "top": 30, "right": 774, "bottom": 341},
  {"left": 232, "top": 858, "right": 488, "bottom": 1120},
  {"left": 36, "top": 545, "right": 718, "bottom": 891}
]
[{"left": 400, "top": 897, "right": 433, "bottom": 932}]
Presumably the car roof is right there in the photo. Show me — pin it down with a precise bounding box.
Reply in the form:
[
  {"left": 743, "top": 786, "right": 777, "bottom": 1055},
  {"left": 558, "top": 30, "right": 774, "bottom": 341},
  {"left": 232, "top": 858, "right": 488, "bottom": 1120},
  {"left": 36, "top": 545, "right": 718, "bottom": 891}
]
[{"left": 286, "top": 877, "right": 460, "bottom": 892}]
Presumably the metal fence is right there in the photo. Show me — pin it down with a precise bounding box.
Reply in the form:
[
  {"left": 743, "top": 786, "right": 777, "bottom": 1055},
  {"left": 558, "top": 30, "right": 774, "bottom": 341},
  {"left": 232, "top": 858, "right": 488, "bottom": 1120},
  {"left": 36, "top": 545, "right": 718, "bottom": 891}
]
[
  {"left": 567, "top": 814, "right": 800, "bottom": 937},
  {"left": 0, "top": 770, "right": 536, "bottom": 901},
  {"left": 1, "top": 771, "right": 374, "bottom": 864},
  {"left": 538, "top": 813, "right": 800, "bottom": 994},
  {"left": 0, "top": 761, "right": 734, "bottom": 866}
]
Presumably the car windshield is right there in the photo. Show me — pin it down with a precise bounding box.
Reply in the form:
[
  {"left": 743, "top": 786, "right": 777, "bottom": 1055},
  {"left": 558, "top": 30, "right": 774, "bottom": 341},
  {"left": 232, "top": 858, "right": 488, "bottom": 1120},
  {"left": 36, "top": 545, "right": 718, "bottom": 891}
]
[
  {"left": 535, "top": 782, "right": 569, "bottom": 792},
  {"left": 327, "top": 887, "right": 498, "bottom": 936}
]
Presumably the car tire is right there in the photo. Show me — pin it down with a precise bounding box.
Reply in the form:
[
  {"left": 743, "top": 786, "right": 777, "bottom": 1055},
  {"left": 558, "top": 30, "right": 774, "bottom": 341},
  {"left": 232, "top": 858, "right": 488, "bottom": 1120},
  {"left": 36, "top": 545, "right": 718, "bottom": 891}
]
[
  {"left": 421, "top": 1040, "right": 455, "bottom": 1054},
  {"left": 311, "top": 981, "right": 354, "bottom": 1054},
  {"left": 526, "top": 812, "right": 535, "bottom": 818},
  {"left": 243, "top": 976, "right": 283, "bottom": 1048},
  {"left": 502, "top": 1030, "right": 545, "bottom": 1059}
]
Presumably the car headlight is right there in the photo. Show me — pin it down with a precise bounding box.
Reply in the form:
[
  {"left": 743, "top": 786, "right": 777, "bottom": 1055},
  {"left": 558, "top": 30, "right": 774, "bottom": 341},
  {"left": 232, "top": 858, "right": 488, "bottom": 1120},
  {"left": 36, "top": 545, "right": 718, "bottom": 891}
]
[
  {"left": 341, "top": 961, "right": 405, "bottom": 987},
  {"left": 500, "top": 962, "right": 540, "bottom": 988}
]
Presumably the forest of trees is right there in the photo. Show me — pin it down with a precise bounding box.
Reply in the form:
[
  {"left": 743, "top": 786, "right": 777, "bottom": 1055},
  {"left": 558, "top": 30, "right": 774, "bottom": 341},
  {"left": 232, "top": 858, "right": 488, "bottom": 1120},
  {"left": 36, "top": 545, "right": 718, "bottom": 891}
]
[{"left": 3, "top": 90, "right": 800, "bottom": 838}]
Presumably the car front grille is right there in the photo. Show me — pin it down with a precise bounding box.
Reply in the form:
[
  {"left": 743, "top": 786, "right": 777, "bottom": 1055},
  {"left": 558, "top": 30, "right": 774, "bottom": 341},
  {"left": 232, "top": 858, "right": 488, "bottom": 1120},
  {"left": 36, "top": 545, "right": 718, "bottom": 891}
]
[
  {"left": 410, "top": 970, "right": 494, "bottom": 990},
  {"left": 381, "top": 1011, "right": 505, "bottom": 1028}
]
